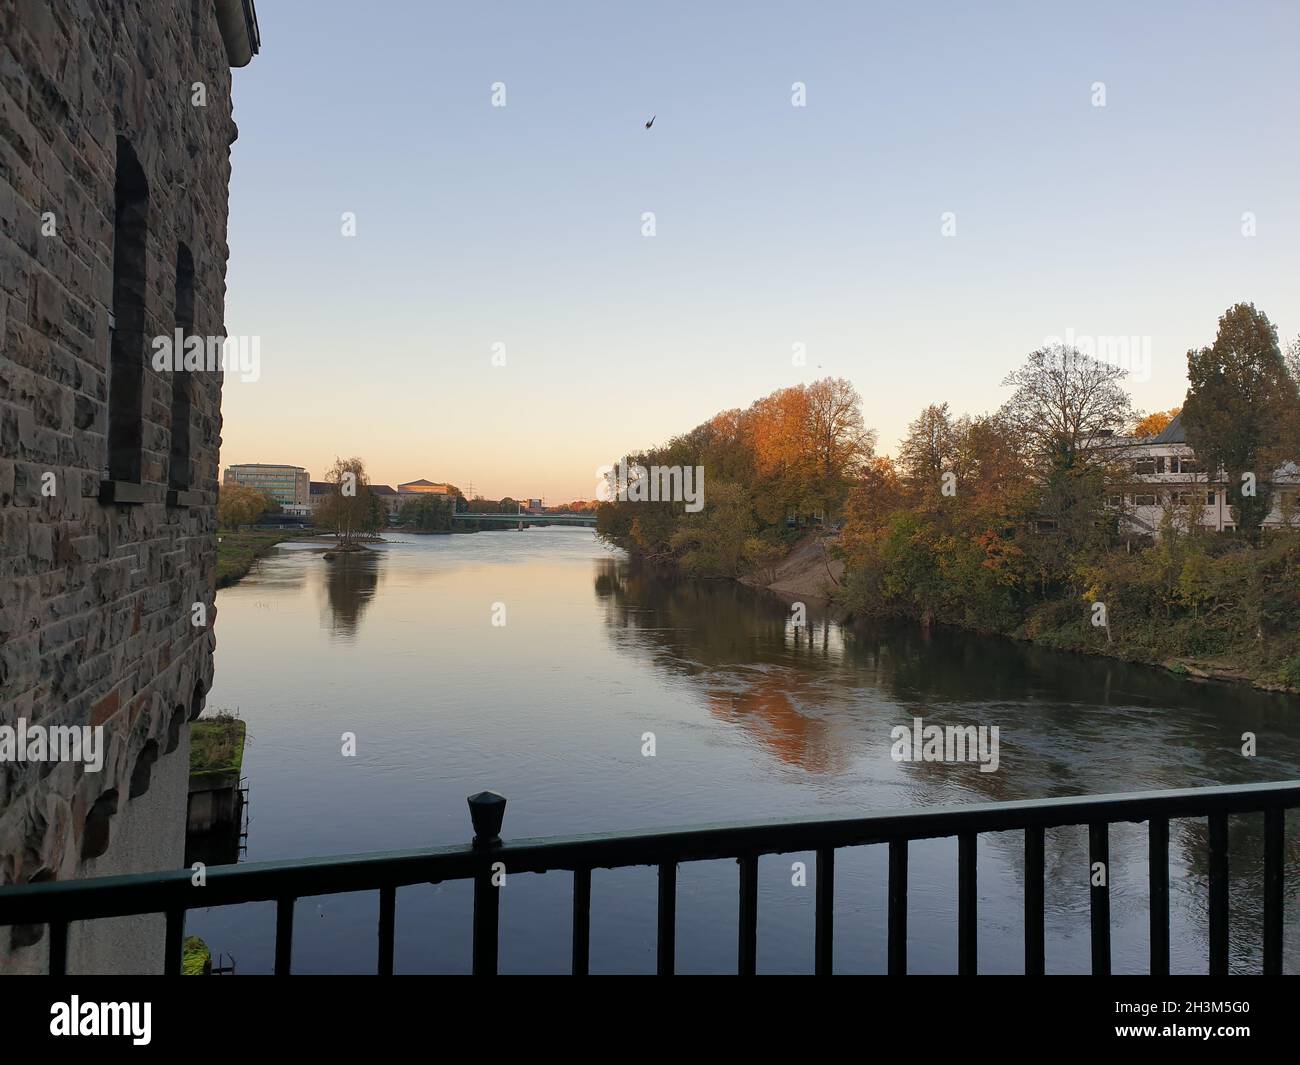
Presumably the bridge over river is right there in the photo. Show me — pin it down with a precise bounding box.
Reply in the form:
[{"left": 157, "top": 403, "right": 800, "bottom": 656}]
[{"left": 451, "top": 512, "right": 596, "bottom": 526}]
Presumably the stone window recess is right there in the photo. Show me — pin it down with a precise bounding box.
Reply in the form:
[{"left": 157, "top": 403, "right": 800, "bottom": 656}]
[
  {"left": 102, "top": 137, "right": 149, "bottom": 503},
  {"left": 168, "top": 243, "right": 198, "bottom": 504}
]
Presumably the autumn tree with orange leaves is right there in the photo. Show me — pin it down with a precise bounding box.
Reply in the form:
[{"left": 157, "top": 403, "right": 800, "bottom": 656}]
[{"left": 597, "top": 377, "right": 873, "bottom": 576}]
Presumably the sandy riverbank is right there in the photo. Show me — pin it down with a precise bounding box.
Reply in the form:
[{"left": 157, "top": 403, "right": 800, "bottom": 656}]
[{"left": 740, "top": 532, "right": 845, "bottom": 602}]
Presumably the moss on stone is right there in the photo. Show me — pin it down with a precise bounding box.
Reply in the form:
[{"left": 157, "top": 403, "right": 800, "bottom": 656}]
[{"left": 182, "top": 936, "right": 211, "bottom": 976}]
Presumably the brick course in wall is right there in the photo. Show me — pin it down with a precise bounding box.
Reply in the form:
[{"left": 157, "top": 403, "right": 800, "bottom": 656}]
[{"left": 1, "top": 0, "right": 254, "bottom": 965}]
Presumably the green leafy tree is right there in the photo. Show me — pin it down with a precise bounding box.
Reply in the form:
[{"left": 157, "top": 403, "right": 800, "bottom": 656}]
[
  {"left": 1183, "top": 304, "right": 1300, "bottom": 535},
  {"left": 399, "top": 495, "right": 454, "bottom": 531}
]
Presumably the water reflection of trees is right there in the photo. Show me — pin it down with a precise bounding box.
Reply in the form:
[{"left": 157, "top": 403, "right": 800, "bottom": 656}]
[
  {"left": 595, "top": 559, "right": 857, "bottom": 772},
  {"left": 318, "top": 550, "right": 382, "bottom": 639},
  {"left": 595, "top": 557, "right": 1300, "bottom": 971}
]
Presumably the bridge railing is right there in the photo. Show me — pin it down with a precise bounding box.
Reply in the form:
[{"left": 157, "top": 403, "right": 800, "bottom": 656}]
[{"left": 0, "top": 780, "right": 1295, "bottom": 975}]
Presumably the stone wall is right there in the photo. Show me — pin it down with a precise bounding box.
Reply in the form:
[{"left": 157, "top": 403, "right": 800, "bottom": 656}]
[{"left": 0, "top": 0, "right": 248, "bottom": 971}]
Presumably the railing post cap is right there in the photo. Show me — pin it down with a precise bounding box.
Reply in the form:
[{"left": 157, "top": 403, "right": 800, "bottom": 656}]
[{"left": 467, "top": 791, "right": 507, "bottom": 847}]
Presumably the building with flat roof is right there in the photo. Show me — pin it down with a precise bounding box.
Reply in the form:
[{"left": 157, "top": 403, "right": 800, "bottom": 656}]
[{"left": 224, "top": 464, "right": 310, "bottom": 507}]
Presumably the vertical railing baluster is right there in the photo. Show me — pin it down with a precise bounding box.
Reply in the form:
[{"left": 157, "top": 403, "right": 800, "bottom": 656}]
[
  {"left": 815, "top": 847, "right": 834, "bottom": 975},
  {"left": 274, "top": 897, "right": 295, "bottom": 975},
  {"left": 1025, "top": 825, "right": 1045, "bottom": 975},
  {"left": 1207, "top": 812, "right": 1229, "bottom": 975},
  {"left": 1088, "top": 823, "right": 1110, "bottom": 975},
  {"left": 48, "top": 920, "right": 68, "bottom": 975},
  {"left": 1148, "top": 817, "right": 1169, "bottom": 975},
  {"left": 738, "top": 854, "right": 758, "bottom": 975},
  {"left": 164, "top": 907, "right": 184, "bottom": 976},
  {"left": 888, "top": 839, "right": 907, "bottom": 975},
  {"left": 472, "top": 867, "right": 499, "bottom": 975},
  {"left": 1263, "top": 808, "right": 1283, "bottom": 976},
  {"left": 657, "top": 861, "right": 676, "bottom": 975},
  {"left": 572, "top": 867, "right": 591, "bottom": 976},
  {"left": 958, "top": 832, "right": 977, "bottom": 975},
  {"left": 377, "top": 885, "right": 395, "bottom": 976},
  {"left": 467, "top": 790, "right": 506, "bottom": 977}
]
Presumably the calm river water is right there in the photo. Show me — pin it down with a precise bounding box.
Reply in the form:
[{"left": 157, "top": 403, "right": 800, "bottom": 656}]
[{"left": 186, "top": 528, "right": 1300, "bottom": 973}]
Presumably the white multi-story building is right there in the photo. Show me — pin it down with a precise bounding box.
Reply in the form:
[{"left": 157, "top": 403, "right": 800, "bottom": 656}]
[{"left": 1099, "top": 413, "right": 1300, "bottom": 537}]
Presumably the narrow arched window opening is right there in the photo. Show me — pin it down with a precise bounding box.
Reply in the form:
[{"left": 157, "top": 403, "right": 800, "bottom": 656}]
[
  {"left": 106, "top": 137, "right": 149, "bottom": 488},
  {"left": 169, "top": 244, "right": 195, "bottom": 493}
]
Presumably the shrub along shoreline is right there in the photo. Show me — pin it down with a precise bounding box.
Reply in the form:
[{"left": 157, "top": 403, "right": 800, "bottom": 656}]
[{"left": 836, "top": 529, "right": 1300, "bottom": 694}]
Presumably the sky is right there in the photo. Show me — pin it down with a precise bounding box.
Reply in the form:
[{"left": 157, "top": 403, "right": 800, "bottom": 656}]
[{"left": 219, "top": 0, "right": 1300, "bottom": 502}]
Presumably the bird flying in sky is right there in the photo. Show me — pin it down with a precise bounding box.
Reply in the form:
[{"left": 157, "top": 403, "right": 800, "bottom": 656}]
[{"left": 645, "top": 115, "right": 655, "bottom": 129}]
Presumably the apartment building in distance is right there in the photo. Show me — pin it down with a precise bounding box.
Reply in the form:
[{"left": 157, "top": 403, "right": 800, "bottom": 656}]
[
  {"left": 224, "top": 463, "right": 309, "bottom": 508},
  {"left": 1103, "top": 413, "right": 1300, "bottom": 537}
]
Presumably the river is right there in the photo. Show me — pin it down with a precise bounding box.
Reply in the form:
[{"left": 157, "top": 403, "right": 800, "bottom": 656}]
[{"left": 185, "top": 528, "right": 1300, "bottom": 973}]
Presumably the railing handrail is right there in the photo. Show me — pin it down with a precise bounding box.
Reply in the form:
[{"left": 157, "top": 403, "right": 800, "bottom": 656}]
[{"left": 2, "top": 779, "right": 1297, "bottom": 926}]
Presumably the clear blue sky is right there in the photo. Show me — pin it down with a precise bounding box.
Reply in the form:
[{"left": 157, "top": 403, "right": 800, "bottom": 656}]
[{"left": 220, "top": 0, "right": 1299, "bottom": 501}]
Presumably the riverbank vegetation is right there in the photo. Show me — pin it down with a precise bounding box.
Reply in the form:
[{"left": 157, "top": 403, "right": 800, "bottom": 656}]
[
  {"left": 190, "top": 711, "right": 247, "bottom": 784},
  {"left": 597, "top": 303, "right": 1300, "bottom": 688},
  {"left": 216, "top": 529, "right": 307, "bottom": 587},
  {"left": 597, "top": 376, "right": 873, "bottom": 574},
  {"left": 216, "top": 482, "right": 276, "bottom": 530},
  {"left": 182, "top": 936, "right": 211, "bottom": 976},
  {"left": 398, "top": 494, "right": 455, "bottom": 531}
]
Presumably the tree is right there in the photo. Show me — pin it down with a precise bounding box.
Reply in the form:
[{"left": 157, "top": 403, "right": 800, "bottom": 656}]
[
  {"left": 217, "top": 483, "right": 273, "bottom": 530},
  {"left": 997, "top": 346, "right": 1132, "bottom": 559},
  {"left": 399, "top": 495, "right": 453, "bottom": 531},
  {"left": 668, "top": 480, "right": 754, "bottom": 576},
  {"left": 804, "top": 377, "right": 875, "bottom": 486},
  {"left": 999, "top": 345, "right": 1134, "bottom": 473},
  {"left": 362, "top": 490, "right": 388, "bottom": 535},
  {"left": 840, "top": 457, "right": 905, "bottom": 561},
  {"left": 955, "top": 414, "right": 1032, "bottom": 521},
  {"left": 1132, "top": 407, "right": 1182, "bottom": 438},
  {"left": 897, "top": 403, "right": 958, "bottom": 498},
  {"left": 315, "top": 456, "right": 376, "bottom": 545},
  {"left": 749, "top": 377, "right": 873, "bottom": 522},
  {"left": 1182, "top": 304, "right": 1300, "bottom": 535}
]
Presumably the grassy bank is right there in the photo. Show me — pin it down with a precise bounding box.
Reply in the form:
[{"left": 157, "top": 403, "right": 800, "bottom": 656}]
[
  {"left": 190, "top": 712, "right": 247, "bottom": 781},
  {"left": 216, "top": 529, "right": 306, "bottom": 588}
]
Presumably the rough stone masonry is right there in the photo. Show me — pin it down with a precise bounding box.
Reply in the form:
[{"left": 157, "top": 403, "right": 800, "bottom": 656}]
[{"left": 0, "top": 0, "right": 259, "bottom": 972}]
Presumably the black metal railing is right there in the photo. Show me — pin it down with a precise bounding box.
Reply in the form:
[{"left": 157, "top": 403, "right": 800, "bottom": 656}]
[{"left": 1, "top": 780, "right": 1295, "bottom": 975}]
